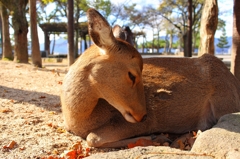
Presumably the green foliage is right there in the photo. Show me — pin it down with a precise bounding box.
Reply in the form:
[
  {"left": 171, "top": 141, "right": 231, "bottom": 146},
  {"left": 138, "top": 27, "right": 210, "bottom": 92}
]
[
  {"left": 141, "top": 38, "right": 179, "bottom": 49},
  {"left": 42, "top": 0, "right": 54, "bottom": 4},
  {"left": 158, "top": 0, "right": 205, "bottom": 32},
  {"left": 217, "top": 27, "right": 230, "bottom": 52},
  {"left": 217, "top": 18, "right": 226, "bottom": 31},
  {"left": 87, "top": 0, "right": 111, "bottom": 18}
]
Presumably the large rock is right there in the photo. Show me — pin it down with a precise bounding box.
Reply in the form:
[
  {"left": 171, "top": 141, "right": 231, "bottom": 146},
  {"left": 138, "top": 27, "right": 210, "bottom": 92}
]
[
  {"left": 86, "top": 113, "right": 240, "bottom": 159},
  {"left": 191, "top": 113, "right": 240, "bottom": 159}
]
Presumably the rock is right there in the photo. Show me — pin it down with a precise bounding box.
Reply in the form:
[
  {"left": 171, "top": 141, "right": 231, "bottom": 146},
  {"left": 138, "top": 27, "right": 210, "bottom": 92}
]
[
  {"left": 86, "top": 146, "right": 213, "bottom": 159},
  {"left": 191, "top": 112, "right": 240, "bottom": 159}
]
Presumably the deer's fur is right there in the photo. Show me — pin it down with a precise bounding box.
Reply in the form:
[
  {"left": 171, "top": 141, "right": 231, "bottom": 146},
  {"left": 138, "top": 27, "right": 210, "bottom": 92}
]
[{"left": 61, "top": 8, "right": 240, "bottom": 148}]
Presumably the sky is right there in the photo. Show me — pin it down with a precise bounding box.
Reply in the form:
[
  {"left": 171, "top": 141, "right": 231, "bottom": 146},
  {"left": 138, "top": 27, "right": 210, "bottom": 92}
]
[{"left": 37, "top": 0, "right": 233, "bottom": 44}]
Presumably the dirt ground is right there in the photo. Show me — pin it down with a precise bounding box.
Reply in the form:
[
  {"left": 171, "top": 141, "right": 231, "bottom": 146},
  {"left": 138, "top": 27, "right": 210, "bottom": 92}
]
[{"left": 0, "top": 60, "right": 112, "bottom": 158}]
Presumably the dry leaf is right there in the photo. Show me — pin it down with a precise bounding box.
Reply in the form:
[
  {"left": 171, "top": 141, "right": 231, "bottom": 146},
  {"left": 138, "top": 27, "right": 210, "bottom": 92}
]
[
  {"left": 61, "top": 150, "right": 77, "bottom": 159},
  {"left": 3, "top": 140, "right": 17, "bottom": 149},
  {"left": 19, "top": 147, "right": 26, "bottom": 150},
  {"left": 128, "top": 138, "right": 156, "bottom": 148},
  {"left": 187, "top": 136, "right": 196, "bottom": 147},
  {"left": 0, "top": 108, "right": 13, "bottom": 113},
  {"left": 177, "top": 140, "right": 185, "bottom": 150},
  {"left": 56, "top": 127, "right": 66, "bottom": 133},
  {"left": 47, "top": 123, "right": 53, "bottom": 127},
  {"left": 71, "top": 142, "right": 82, "bottom": 150}
]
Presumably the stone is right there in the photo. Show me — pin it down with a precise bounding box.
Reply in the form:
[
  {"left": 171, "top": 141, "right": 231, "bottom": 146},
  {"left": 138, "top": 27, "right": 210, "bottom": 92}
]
[{"left": 191, "top": 113, "right": 240, "bottom": 159}]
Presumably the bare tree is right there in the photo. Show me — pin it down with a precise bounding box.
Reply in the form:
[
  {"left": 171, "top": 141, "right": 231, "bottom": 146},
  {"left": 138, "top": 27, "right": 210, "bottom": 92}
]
[
  {"left": 29, "top": 0, "right": 42, "bottom": 67},
  {"left": 198, "top": 0, "right": 218, "bottom": 56}
]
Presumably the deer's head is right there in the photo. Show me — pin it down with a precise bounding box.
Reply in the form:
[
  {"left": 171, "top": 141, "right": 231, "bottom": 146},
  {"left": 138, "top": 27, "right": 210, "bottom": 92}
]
[{"left": 85, "top": 8, "right": 146, "bottom": 123}]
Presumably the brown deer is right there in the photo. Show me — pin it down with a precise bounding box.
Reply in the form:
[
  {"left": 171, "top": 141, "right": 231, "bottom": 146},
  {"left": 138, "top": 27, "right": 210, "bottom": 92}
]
[{"left": 61, "top": 8, "right": 240, "bottom": 148}]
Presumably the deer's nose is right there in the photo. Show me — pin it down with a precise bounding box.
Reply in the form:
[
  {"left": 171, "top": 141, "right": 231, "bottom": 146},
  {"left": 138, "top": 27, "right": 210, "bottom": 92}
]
[{"left": 141, "top": 114, "right": 147, "bottom": 122}]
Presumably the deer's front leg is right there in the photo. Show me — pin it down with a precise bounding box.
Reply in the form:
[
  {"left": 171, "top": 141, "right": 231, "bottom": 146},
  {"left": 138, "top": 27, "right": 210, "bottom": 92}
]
[{"left": 86, "top": 115, "right": 152, "bottom": 147}]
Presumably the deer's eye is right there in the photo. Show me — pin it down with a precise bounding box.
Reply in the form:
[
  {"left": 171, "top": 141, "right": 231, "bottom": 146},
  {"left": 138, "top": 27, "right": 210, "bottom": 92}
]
[{"left": 128, "top": 72, "right": 136, "bottom": 85}]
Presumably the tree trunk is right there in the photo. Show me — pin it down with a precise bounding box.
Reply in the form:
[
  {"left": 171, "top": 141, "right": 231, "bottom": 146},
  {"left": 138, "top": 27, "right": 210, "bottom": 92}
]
[
  {"left": 169, "top": 33, "right": 173, "bottom": 53},
  {"left": 0, "top": 4, "right": 13, "bottom": 60},
  {"left": 157, "top": 31, "right": 160, "bottom": 54},
  {"left": 231, "top": 0, "right": 240, "bottom": 80},
  {"left": 75, "top": 29, "right": 79, "bottom": 58},
  {"left": 12, "top": 0, "right": 28, "bottom": 63},
  {"left": 186, "top": 0, "right": 192, "bottom": 57},
  {"left": 198, "top": 0, "right": 218, "bottom": 56},
  {"left": 51, "top": 34, "right": 56, "bottom": 55},
  {"left": 67, "top": 0, "right": 74, "bottom": 66},
  {"left": 29, "top": 0, "right": 42, "bottom": 67}
]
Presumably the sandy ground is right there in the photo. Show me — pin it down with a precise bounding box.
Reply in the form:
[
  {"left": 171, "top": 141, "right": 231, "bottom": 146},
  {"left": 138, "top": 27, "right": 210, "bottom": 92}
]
[{"left": 0, "top": 60, "right": 97, "bottom": 158}]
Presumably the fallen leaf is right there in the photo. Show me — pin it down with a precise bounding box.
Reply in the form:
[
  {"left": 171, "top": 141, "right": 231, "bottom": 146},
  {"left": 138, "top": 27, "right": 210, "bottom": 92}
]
[
  {"left": 192, "top": 131, "right": 197, "bottom": 137},
  {"left": 56, "top": 127, "right": 66, "bottom": 133},
  {"left": 3, "top": 140, "right": 17, "bottom": 149},
  {"left": 85, "top": 147, "right": 91, "bottom": 157},
  {"left": 19, "top": 147, "right": 26, "bottom": 150},
  {"left": 0, "top": 108, "right": 13, "bottom": 113},
  {"left": 47, "top": 123, "right": 53, "bottom": 127},
  {"left": 71, "top": 142, "right": 82, "bottom": 150},
  {"left": 128, "top": 138, "right": 156, "bottom": 148},
  {"left": 177, "top": 140, "right": 185, "bottom": 150},
  {"left": 61, "top": 150, "right": 77, "bottom": 159},
  {"left": 187, "top": 136, "right": 196, "bottom": 147}
]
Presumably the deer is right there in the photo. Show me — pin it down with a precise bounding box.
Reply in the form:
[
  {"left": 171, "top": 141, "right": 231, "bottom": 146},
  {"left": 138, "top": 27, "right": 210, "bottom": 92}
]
[{"left": 61, "top": 8, "right": 240, "bottom": 148}]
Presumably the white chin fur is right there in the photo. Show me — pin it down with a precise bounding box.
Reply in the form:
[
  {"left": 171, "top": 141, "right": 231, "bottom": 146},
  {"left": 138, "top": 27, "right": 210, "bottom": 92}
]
[{"left": 124, "top": 113, "right": 137, "bottom": 123}]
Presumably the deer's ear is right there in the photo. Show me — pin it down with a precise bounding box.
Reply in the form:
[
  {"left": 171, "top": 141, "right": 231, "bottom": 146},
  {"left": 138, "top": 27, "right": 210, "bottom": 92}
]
[
  {"left": 112, "top": 25, "right": 127, "bottom": 40},
  {"left": 87, "top": 8, "right": 116, "bottom": 50}
]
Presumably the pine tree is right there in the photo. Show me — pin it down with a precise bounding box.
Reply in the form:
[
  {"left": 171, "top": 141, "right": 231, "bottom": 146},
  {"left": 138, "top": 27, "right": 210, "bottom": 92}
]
[{"left": 217, "top": 28, "right": 230, "bottom": 53}]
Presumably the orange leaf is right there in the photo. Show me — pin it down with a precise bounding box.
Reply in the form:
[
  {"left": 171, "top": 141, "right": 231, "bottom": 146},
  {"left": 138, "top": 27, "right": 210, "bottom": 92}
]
[
  {"left": 65, "top": 150, "right": 77, "bottom": 159},
  {"left": 177, "top": 140, "right": 185, "bottom": 150},
  {"left": 0, "top": 108, "right": 13, "bottom": 113},
  {"left": 128, "top": 138, "right": 155, "bottom": 148},
  {"left": 5, "top": 140, "right": 16, "bottom": 149}
]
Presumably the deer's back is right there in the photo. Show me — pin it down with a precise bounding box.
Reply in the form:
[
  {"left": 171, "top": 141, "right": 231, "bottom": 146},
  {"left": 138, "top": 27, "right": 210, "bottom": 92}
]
[{"left": 141, "top": 54, "right": 240, "bottom": 133}]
